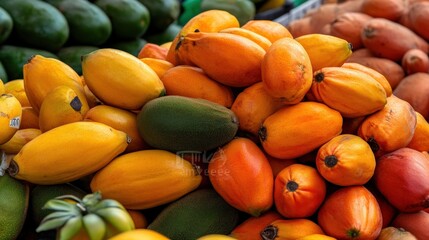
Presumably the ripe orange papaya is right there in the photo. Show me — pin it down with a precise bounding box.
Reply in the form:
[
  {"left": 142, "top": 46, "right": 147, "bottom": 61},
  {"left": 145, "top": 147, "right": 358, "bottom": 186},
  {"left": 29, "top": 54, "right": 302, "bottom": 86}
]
[{"left": 208, "top": 137, "right": 273, "bottom": 217}]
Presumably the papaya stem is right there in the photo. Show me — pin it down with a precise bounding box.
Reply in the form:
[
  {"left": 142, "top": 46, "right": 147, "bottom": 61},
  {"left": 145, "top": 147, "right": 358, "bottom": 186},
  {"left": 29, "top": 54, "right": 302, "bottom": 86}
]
[
  {"left": 324, "top": 155, "right": 338, "bottom": 168},
  {"left": 286, "top": 181, "right": 299, "bottom": 192},
  {"left": 367, "top": 137, "right": 380, "bottom": 153},
  {"left": 70, "top": 96, "right": 82, "bottom": 112},
  {"left": 260, "top": 225, "right": 278, "bottom": 240},
  {"left": 258, "top": 125, "right": 267, "bottom": 141},
  {"left": 314, "top": 72, "right": 325, "bottom": 83},
  {"left": 347, "top": 228, "right": 360, "bottom": 239}
]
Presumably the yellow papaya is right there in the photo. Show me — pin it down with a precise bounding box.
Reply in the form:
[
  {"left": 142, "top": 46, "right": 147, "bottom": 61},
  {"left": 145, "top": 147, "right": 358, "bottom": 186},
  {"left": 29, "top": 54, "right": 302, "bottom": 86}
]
[
  {"left": 3, "top": 80, "right": 30, "bottom": 107},
  {"left": 176, "top": 32, "right": 265, "bottom": 87},
  {"left": 311, "top": 66, "right": 387, "bottom": 118},
  {"left": 38, "top": 85, "right": 86, "bottom": 132},
  {"left": 140, "top": 58, "right": 174, "bottom": 79},
  {"left": 82, "top": 48, "right": 165, "bottom": 110},
  {"left": 0, "top": 94, "right": 22, "bottom": 144},
  {"left": 23, "top": 55, "right": 89, "bottom": 114},
  {"left": 0, "top": 128, "right": 41, "bottom": 154},
  {"left": 108, "top": 229, "right": 169, "bottom": 240},
  {"left": 90, "top": 149, "right": 202, "bottom": 210},
  {"left": 6, "top": 121, "right": 129, "bottom": 185},
  {"left": 295, "top": 34, "right": 353, "bottom": 71}
]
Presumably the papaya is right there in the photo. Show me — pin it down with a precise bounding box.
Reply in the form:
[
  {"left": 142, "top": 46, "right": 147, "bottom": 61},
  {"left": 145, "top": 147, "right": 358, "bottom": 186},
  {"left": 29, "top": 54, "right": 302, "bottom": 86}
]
[
  {"left": 45, "top": 0, "right": 112, "bottom": 46},
  {"left": 137, "top": 96, "right": 238, "bottom": 152},
  {"left": 166, "top": 9, "right": 240, "bottom": 65},
  {"left": 230, "top": 211, "right": 283, "bottom": 240},
  {"left": 310, "top": 66, "right": 387, "bottom": 118},
  {"left": 259, "top": 101, "right": 342, "bottom": 159},
  {"left": 219, "top": 27, "right": 272, "bottom": 51},
  {"left": 341, "top": 62, "right": 392, "bottom": 97},
  {"left": 231, "top": 82, "right": 284, "bottom": 136},
  {"left": 23, "top": 55, "right": 89, "bottom": 115},
  {"left": 82, "top": 48, "right": 165, "bottom": 110},
  {"left": 261, "top": 37, "right": 312, "bottom": 103},
  {"left": 38, "top": 85, "right": 85, "bottom": 132},
  {"left": 95, "top": 0, "right": 150, "bottom": 40},
  {"left": 0, "top": 0, "right": 69, "bottom": 52},
  {"left": 137, "top": 43, "right": 168, "bottom": 60},
  {"left": 261, "top": 219, "right": 324, "bottom": 240},
  {"left": 160, "top": 65, "right": 234, "bottom": 107},
  {"left": 137, "top": 0, "right": 181, "bottom": 34},
  {"left": 407, "top": 112, "right": 429, "bottom": 151},
  {"left": 0, "top": 45, "right": 58, "bottom": 80},
  {"left": 0, "top": 94, "right": 22, "bottom": 145},
  {"left": 140, "top": 58, "right": 174, "bottom": 79},
  {"left": 144, "top": 22, "right": 182, "bottom": 45},
  {"left": 90, "top": 149, "right": 202, "bottom": 209},
  {"left": 295, "top": 34, "right": 352, "bottom": 72},
  {"left": 200, "top": 0, "right": 255, "bottom": 26},
  {"left": 7, "top": 121, "right": 129, "bottom": 184},
  {"left": 208, "top": 137, "right": 274, "bottom": 217},
  {"left": 241, "top": 20, "right": 292, "bottom": 43},
  {"left": 0, "top": 6, "right": 12, "bottom": 45},
  {"left": 19, "top": 107, "right": 39, "bottom": 130},
  {"left": 0, "top": 128, "right": 41, "bottom": 154},
  {"left": 147, "top": 189, "right": 240, "bottom": 240},
  {"left": 358, "top": 95, "right": 417, "bottom": 157},
  {"left": 3, "top": 79, "right": 30, "bottom": 107},
  {"left": 84, "top": 104, "right": 149, "bottom": 153},
  {"left": 109, "top": 229, "right": 169, "bottom": 240},
  {"left": 106, "top": 38, "right": 148, "bottom": 57},
  {"left": 176, "top": 31, "right": 265, "bottom": 87}
]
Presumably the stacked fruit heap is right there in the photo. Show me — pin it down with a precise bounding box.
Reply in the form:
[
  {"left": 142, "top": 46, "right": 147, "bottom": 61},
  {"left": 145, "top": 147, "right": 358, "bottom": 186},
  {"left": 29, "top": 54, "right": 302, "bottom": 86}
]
[{"left": 1, "top": 3, "right": 429, "bottom": 240}]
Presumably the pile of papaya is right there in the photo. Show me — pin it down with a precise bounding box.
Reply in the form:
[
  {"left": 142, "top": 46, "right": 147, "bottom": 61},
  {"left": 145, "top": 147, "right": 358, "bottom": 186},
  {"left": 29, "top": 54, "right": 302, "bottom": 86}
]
[{"left": 1, "top": 0, "right": 429, "bottom": 239}]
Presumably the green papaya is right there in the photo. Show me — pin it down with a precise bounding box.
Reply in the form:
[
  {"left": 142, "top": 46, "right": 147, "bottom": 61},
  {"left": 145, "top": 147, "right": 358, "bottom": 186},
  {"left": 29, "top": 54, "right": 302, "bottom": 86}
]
[
  {"left": 0, "top": 45, "right": 58, "bottom": 80},
  {"left": 95, "top": 0, "right": 150, "bottom": 40},
  {"left": 0, "top": 7, "right": 12, "bottom": 45},
  {"left": 0, "top": 0, "right": 69, "bottom": 52},
  {"left": 57, "top": 46, "right": 100, "bottom": 75},
  {"left": 137, "top": 96, "right": 239, "bottom": 152},
  {"left": 144, "top": 22, "right": 181, "bottom": 45},
  {"left": 138, "top": 0, "right": 181, "bottom": 34},
  {"left": 148, "top": 189, "right": 240, "bottom": 240},
  {"left": 44, "top": 0, "right": 112, "bottom": 46},
  {"left": 105, "top": 38, "right": 147, "bottom": 57},
  {"left": 0, "top": 62, "right": 8, "bottom": 83}
]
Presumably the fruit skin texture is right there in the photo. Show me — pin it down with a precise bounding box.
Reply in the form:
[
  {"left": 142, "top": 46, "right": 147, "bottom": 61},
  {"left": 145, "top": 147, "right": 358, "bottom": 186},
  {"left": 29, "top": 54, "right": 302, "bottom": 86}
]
[
  {"left": 374, "top": 147, "right": 429, "bottom": 213},
  {"left": 208, "top": 137, "right": 273, "bottom": 217},
  {"left": 317, "top": 186, "right": 383, "bottom": 240},
  {"left": 360, "top": 0, "right": 405, "bottom": 21},
  {"left": 315, "top": 134, "right": 376, "bottom": 186},
  {"left": 0, "top": 174, "right": 29, "bottom": 240},
  {"left": 295, "top": 33, "right": 353, "bottom": 72},
  {"left": 261, "top": 37, "right": 312, "bottom": 103},
  {"left": 358, "top": 95, "right": 417, "bottom": 157},
  {"left": 23, "top": 55, "right": 88, "bottom": 114},
  {"left": 176, "top": 31, "right": 265, "bottom": 87},
  {"left": 260, "top": 219, "right": 324, "bottom": 240},
  {"left": 231, "top": 82, "right": 284, "bottom": 136},
  {"left": 84, "top": 104, "right": 148, "bottom": 153},
  {"left": 377, "top": 226, "right": 417, "bottom": 240},
  {"left": 407, "top": 111, "right": 429, "bottom": 151},
  {"left": 38, "top": 85, "right": 85, "bottom": 133},
  {"left": 0, "top": 128, "right": 41, "bottom": 154},
  {"left": 160, "top": 65, "right": 234, "bottom": 107},
  {"left": 241, "top": 20, "right": 293, "bottom": 43},
  {"left": 341, "top": 62, "right": 392, "bottom": 97},
  {"left": 109, "top": 229, "right": 169, "bottom": 240},
  {"left": 361, "top": 18, "right": 428, "bottom": 62},
  {"left": 295, "top": 234, "right": 336, "bottom": 240},
  {"left": 0, "top": 94, "right": 22, "bottom": 145},
  {"left": 260, "top": 101, "right": 342, "bottom": 159},
  {"left": 166, "top": 9, "right": 240, "bottom": 65},
  {"left": 9, "top": 121, "right": 129, "bottom": 185},
  {"left": 329, "top": 12, "right": 373, "bottom": 50},
  {"left": 137, "top": 96, "right": 238, "bottom": 152},
  {"left": 90, "top": 149, "right": 202, "bottom": 210},
  {"left": 3, "top": 79, "right": 30, "bottom": 107},
  {"left": 274, "top": 164, "right": 326, "bottom": 218},
  {"left": 392, "top": 211, "right": 429, "bottom": 240},
  {"left": 82, "top": 48, "right": 165, "bottom": 110},
  {"left": 311, "top": 66, "right": 387, "bottom": 118},
  {"left": 230, "top": 211, "right": 282, "bottom": 240},
  {"left": 148, "top": 189, "right": 240, "bottom": 240},
  {"left": 219, "top": 27, "right": 272, "bottom": 51}
]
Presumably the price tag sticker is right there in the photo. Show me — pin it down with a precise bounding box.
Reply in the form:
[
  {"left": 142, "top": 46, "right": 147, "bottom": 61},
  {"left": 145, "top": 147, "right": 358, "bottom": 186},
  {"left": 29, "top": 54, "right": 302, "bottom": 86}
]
[{"left": 9, "top": 117, "right": 21, "bottom": 129}]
